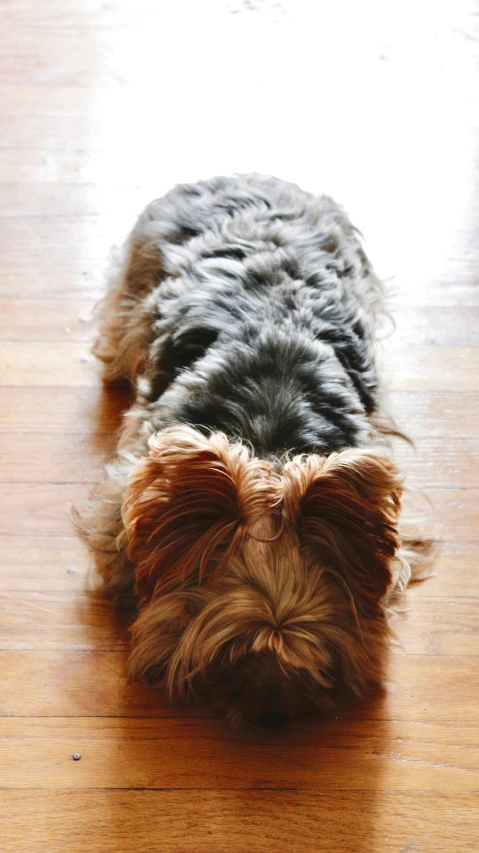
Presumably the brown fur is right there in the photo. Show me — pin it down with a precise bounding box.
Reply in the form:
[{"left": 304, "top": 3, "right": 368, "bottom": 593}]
[{"left": 103, "top": 426, "right": 411, "bottom": 725}]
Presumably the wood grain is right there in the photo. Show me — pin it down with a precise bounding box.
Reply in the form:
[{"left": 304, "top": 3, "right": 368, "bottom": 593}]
[
  {"left": 0, "top": 342, "right": 97, "bottom": 385},
  {"left": 0, "top": 790, "right": 478, "bottom": 853},
  {"left": 0, "top": 264, "right": 104, "bottom": 300},
  {"left": 413, "top": 541, "right": 479, "bottom": 597},
  {"left": 1, "top": 483, "right": 477, "bottom": 539},
  {"left": 1, "top": 716, "right": 478, "bottom": 792},
  {"left": 2, "top": 791, "right": 478, "bottom": 853},
  {"left": 392, "top": 595, "right": 479, "bottom": 655},
  {"left": 0, "top": 433, "right": 111, "bottom": 482},
  {"left": 0, "top": 483, "right": 89, "bottom": 535},
  {"left": 1, "top": 536, "right": 468, "bottom": 595},
  {"left": 1, "top": 589, "right": 477, "bottom": 655},
  {"left": 381, "top": 347, "right": 479, "bottom": 392},
  {"left": 1, "top": 431, "right": 477, "bottom": 486},
  {"left": 0, "top": 536, "right": 89, "bottom": 591},
  {"left": 386, "top": 391, "right": 479, "bottom": 439},
  {"left": 1, "top": 0, "right": 478, "bottom": 850},
  {"left": 0, "top": 299, "right": 94, "bottom": 341},
  {"left": 2, "top": 651, "right": 478, "bottom": 722},
  {"left": 2, "top": 340, "right": 478, "bottom": 389},
  {"left": 0, "top": 385, "right": 132, "bottom": 433},
  {"left": 0, "top": 386, "right": 476, "bottom": 442}
]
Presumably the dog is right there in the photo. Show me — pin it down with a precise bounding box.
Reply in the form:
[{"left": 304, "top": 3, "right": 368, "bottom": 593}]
[{"left": 80, "top": 173, "right": 423, "bottom": 728}]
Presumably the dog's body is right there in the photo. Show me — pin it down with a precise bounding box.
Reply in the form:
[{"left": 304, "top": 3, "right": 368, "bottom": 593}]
[{"left": 81, "top": 174, "right": 417, "bottom": 727}]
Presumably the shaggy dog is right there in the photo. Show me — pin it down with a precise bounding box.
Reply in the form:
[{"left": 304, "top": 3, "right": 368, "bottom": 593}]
[{"left": 80, "top": 173, "right": 421, "bottom": 728}]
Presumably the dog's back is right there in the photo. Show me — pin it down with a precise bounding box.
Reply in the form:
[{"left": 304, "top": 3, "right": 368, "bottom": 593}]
[{"left": 95, "top": 173, "right": 382, "bottom": 457}]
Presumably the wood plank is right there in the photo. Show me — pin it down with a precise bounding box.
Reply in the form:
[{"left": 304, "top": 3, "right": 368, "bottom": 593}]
[
  {"left": 390, "top": 269, "right": 479, "bottom": 307},
  {"left": 0, "top": 536, "right": 476, "bottom": 598},
  {"left": 1, "top": 299, "right": 477, "bottom": 349},
  {"left": 0, "top": 483, "right": 477, "bottom": 539},
  {"left": 0, "top": 262, "right": 105, "bottom": 299},
  {"left": 386, "top": 391, "right": 479, "bottom": 439},
  {"left": 0, "top": 215, "right": 478, "bottom": 303},
  {"left": 393, "top": 438, "right": 479, "bottom": 489},
  {"left": 2, "top": 790, "right": 478, "bottom": 853},
  {"left": 0, "top": 215, "right": 114, "bottom": 256},
  {"left": 382, "top": 347, "right": 479, "bottom": 392},
  {"left": 0, "top": 342, "right": 96, "bottom": 386},
  {"left": 0, "top": 535, "right": 475, "bottom": 600},
  {"left": 2, "top": 342, "right": 478, "bottom": 389},
  {"left": 2, "top": 651, "right": 478, "bottom": 722},
  {"left": 0, "top": 650, "right": 192, "bottom": 718},
  {"left": 1, "top": 588, "right": 477, "bottom": 655},
  {"left": 427, "top": 490, "right": 479, "bottom": 542},
  {"left": 1, "top": 717, "right": 478, "bottom": 791},
  {"left": 0, "top": 387, "right": 474, "bottom": 441},
  {"left": 0, "top": 299, "right": 94, "bottom": 341},
  {"left": 0, "top": 483, "right": 88, "bottom": 535},
  {"left": 412, "top": 541, "right": 479, "bottom": 598},
  {"left": 0, "top": 536, "right": 89, "bottom": 591},
  {"left": 1, "top": 302, "right": 478, "bottom": 352},
  {"left": 1, "top": 431, "right": 477, "bottom": 487},
  {"left": 0, "top": 386, "right": 131, "bottom": 433},
  {"left": 0, "top": 592, "right": 126, "bottom": 651},
  {"left": 392, "top": 595, "right": 479, "bottom": 656},
  {"left": 0, "top": 432, "right": 111, "bottom": 483},
  {"left": 385, "top": 305, "right": 479, "bottom": 347},
  {"left": 374, "top": 655, "right": 479, "bottom": 723}
]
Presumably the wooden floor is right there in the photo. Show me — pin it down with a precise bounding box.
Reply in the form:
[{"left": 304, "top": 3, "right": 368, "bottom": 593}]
[{"left": 1, "top": 1, "right": 478, "bottom": 851}]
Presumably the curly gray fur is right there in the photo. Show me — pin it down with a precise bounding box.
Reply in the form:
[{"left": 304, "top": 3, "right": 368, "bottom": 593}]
[{"left": 95, "top": 173, "right": 383, "bottom": 458}]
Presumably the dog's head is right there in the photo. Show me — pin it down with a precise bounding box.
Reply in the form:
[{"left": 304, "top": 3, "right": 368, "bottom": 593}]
[{"left": 121, "top": 426, "right": 405, "bottom": 727}]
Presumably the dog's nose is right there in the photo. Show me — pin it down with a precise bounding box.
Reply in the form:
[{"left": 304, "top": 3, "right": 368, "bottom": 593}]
[{"left": 256, "top": 711, "right": 291, "bottom": 728}]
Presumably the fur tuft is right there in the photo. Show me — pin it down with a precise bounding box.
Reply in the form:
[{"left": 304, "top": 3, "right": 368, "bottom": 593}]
[
  {"left": 121, "top": 426, "right": 282, "bottom": 599},
  {"left": 284, "top": 449, "right": 404, "bottom": 612}
]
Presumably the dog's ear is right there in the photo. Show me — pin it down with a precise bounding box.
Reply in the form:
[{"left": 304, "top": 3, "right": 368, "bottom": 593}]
[
  {"left": 284, "top": 450, "right": 403, "bottom": 612},
  {"left": 122, "top": 426, "right": 275, "bottom": 600}
]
